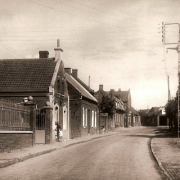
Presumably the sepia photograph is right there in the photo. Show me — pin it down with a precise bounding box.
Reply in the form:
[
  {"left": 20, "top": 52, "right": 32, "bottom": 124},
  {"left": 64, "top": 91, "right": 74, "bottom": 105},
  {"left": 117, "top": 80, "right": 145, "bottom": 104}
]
[{"left": 0, "top": 0, "right": 180, "bottom": 179}]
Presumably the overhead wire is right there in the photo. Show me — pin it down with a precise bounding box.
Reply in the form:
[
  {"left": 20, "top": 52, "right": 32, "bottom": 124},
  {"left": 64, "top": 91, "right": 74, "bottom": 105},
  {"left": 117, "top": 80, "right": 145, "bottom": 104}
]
[
  {"left": 166, "top": 0, "right": 180, "bottom": 23},
  {"left": 0, "top": 42, "right": 22, "bottom": 58},
  {"left": 0, "top": 0, "right": 163, "bottom": 58},
  {"left": 89, "top": 0, "right": 162, "bottom": 23},
  {"left": 53, "top": 0, "right": 157, "bottom": 27},
  {"left": 164, "top": 0, "right": 177, "bottom": 22},
  {"left": 27, "top": 0, "right": 159, "bottom": 36},
  {"left": 0, "top": 29, "right": 160, "bottom": 38}
]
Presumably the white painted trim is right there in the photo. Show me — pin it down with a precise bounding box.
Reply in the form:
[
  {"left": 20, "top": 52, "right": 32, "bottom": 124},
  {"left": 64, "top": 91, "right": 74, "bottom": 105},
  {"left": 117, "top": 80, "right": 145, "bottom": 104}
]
[
  {"left": 69, "top": 75, "right": 97, "bottom": 102},
  {"left": 0, "top": 131, "right": 33, "bottom": 134},
  {"left": 50, "top": 59, "right": 61, "bottom": 89}
]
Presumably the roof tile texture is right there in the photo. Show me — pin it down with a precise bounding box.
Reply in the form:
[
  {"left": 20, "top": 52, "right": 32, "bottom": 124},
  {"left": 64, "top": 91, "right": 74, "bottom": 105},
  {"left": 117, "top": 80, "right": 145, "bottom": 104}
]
[{"left": 0, "top": 58, "right": 56, "bottom": 92}]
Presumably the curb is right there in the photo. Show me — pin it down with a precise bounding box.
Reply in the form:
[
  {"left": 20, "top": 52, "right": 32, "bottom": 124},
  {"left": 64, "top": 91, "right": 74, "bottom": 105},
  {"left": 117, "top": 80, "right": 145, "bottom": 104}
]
[
  {"left": 63, "top": 132, "right": 117, "bottom": 148},
  {"left": 0, "top": 132, "right": 117, "bottom": 168},
  {"left": 150, "top": 138, "right": 172, "bottom": 180},
  {"left": 0, "top": 148, "right": 56, "bottom": 168}
]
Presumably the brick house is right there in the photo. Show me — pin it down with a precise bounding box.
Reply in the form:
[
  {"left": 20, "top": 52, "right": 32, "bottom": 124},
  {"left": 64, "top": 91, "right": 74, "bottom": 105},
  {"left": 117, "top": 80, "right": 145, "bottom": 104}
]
[
  {"left": 106, "top": 89, "right": 141, "bottom": 127},
  {"left": 140, "top": 107, "right": 168, "bottom": 126},
  {"left": 129, "top": 106, "right": 141, "bottom": 127},
  {"left": 95, "top": 85, "right": 125, "bottom": 131},
  {"left": 64, "top": 68, "right": 98, "bottom": 138},
  {"left": 0, "top": 40, "right": 70, "bottom": 144},
  {"left": 117, "top": 90, "right": 131, "bottom": 127}
]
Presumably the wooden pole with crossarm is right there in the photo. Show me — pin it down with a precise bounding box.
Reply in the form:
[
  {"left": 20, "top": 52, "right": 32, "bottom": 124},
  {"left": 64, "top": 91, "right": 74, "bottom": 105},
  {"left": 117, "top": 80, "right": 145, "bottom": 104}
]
[{"left": 164, "top": 23, "right": 180, "bottom": 138}]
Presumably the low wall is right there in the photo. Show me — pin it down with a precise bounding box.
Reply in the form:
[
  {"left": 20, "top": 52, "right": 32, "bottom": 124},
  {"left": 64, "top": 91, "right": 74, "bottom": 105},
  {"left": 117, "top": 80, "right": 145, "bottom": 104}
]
[{"left": 0, "top": 131, "right": 33, "bottom": 152}]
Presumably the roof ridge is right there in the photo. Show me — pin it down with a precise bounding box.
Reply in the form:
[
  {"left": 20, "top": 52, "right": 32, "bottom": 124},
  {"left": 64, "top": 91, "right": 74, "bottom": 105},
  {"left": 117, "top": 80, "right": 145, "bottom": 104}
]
[{"left": 66, "top": 73, "right": 97, "bottom": 102}]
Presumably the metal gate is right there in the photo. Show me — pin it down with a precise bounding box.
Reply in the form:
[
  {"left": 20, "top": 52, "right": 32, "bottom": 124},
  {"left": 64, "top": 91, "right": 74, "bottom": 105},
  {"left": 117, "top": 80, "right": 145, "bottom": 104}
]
[{"left": 35, "top": 110, "right": 46, "bottom": 144}]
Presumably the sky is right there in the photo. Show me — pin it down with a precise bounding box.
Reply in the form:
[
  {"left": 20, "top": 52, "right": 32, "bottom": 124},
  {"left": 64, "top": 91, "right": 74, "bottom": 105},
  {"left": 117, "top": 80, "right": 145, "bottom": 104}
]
[{"left": 0, "top": 0, "right": 180, "bottom": 110}]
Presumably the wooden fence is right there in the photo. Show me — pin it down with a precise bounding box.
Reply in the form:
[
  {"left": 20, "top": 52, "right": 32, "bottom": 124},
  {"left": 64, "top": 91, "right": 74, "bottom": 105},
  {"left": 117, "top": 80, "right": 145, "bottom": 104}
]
[{"left": 0, "top": 101, "right": 31, "bottom": 131}]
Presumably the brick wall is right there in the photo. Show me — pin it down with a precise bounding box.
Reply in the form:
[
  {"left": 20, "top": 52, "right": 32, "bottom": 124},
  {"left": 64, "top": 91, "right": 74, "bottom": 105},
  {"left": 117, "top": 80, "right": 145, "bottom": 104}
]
[
  {"left": 67, "top": 81, "right": 81, "bottom": 99},
  {"left": 0, "top": 133, "right": 33, "bottom": 152},
  {"left": 70, "top": 101, "right": 81, "bottom": 138}
]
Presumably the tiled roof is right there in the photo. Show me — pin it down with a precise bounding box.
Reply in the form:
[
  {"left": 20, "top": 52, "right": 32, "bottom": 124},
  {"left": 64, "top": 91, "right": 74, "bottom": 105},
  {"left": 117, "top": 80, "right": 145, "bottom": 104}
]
[
  {"left": 147, "top": 107, "right": 160, "bottom": 116},
  {"left": 129, "top": 106, "right": 139, "bottom": 115},
  {"left": 95, "top": 90, "right": 109, "bottom": 97},
  {"left": 72, "top": 75, "right": 94, "bottom": 95},
  {"left": 94, "top": 90, "right": 108, "bottom": 104},
  {"left": 0, "top": 58, "right": 56, "bottom": 92},
  {"left": 120, "top": 91, "right": 129, "bottom": 102},
  {"left": 106, "top": 90, "right": 129, "bottom": 102},
  {"left": 65, "top": 73, "right": 97, "bottom": 103},
  {"left": 138, "top": 109, "right": 150, "bottom": 116}
]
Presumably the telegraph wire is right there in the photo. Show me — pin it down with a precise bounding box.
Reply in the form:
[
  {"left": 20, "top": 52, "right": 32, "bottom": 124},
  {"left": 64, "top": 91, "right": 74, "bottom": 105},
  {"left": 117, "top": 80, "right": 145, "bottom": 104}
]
[
  {"left": 27, "top": 0, "right": 159, "bottom": 35},
  {"left": 0, "top": 30, "right": 160, "bottom": 38},
  {"left": 0, "top": 42, "right": 22, "bottom": 58},
  {"left": 53, "top": 0, "right": 157, "bottom": 27},
  {"left": 0, "top": 25, "right": 159, "bottom": 33},
  {"left": 166, "top": 0, "right": 180, "bottom": 23},
  {"left": 164, "top": 0, "right": 177, "bottom": 22},
  {"left": 89, "top": 0, "right": 162, "bottom": 23},
  {"left": 169, "top": 1, "right": 180, "bottom": 22},
  {"left": 0, "top": 34, "right": 161, "bottom": 43}
]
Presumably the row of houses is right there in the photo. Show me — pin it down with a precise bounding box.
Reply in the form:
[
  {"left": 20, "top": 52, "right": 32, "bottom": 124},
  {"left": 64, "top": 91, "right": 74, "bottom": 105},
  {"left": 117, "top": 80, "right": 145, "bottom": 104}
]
[
  {"left": 0, "top": 40, "right": 141, "bottom": 151},
  {"left": 138, "top": 106, "right": 168, "bottom": 126}
]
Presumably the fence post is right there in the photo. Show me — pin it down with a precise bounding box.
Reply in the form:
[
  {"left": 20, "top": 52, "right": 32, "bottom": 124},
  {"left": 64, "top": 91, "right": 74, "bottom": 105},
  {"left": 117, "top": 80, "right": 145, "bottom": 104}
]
[
  {"left": 41, "top": 104, "right": 53, "bottom": 144},
  {"left": 24, "top": 101, "right": 36, "bottom": 146}
]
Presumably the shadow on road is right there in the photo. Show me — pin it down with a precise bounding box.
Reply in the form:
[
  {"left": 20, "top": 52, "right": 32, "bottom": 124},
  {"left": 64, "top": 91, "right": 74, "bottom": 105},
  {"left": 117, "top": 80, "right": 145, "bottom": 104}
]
[
  {"left": 127, "top": 134, "right": 156, "bottom": 138},
  {"left": 127, "top": 126, "right": 177, "bottom": 139}
]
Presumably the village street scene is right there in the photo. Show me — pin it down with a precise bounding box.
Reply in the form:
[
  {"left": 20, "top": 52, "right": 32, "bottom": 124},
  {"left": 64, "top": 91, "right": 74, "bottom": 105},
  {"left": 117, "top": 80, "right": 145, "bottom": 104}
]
[{"left": 0, "top": 0, "right": 180, "bottom": 180}]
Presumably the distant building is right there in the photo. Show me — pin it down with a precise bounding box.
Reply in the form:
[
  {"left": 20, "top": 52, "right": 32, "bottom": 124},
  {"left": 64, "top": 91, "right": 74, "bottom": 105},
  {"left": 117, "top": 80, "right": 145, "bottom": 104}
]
[
  {"left": 139, "top": 107, "right": 168, "bottom": 126},
  {"left": 95, "top": 85, "right": 125, "bottom": 131},
  {"left": 106, "top": 89, "right": 141, "bottom": 127}
]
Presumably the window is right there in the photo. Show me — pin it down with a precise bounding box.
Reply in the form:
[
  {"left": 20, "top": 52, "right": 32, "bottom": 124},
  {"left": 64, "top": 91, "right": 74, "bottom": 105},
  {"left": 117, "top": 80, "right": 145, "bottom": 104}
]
[
  {"left": 83, "top": 107, "right": 87, "bottom": 127},
  {"left": 92, "top": 110, "right": 94, "bottom": 127},
  {"left": 94, "top": 111, "right": 97, "bottom": 128},
  {"left": 83, "top": 107, "right": 85, "bottom": 127}
]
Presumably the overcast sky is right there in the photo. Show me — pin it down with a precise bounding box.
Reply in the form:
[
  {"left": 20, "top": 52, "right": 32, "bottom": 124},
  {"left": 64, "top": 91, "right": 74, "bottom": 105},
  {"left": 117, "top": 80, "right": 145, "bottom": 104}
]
[{"left": 0, "top": 0, "right": 180, "bottom": 109}]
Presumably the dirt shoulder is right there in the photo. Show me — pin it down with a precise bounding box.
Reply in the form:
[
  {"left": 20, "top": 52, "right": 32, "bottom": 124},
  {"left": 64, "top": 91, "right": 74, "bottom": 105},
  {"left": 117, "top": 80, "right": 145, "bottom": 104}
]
[{"left": 151, "top": 128, "right": 180, "bottom": 180}]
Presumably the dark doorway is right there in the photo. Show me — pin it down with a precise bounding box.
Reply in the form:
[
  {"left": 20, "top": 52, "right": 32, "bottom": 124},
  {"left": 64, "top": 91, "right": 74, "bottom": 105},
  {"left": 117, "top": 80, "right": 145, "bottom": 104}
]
[{"left": 159, "top": 116, "right": 167, "bottom": 126}]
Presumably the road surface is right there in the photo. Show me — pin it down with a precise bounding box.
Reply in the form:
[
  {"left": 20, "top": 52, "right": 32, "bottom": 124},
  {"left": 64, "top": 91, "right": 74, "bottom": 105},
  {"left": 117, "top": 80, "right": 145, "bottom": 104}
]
[{"left": 0, "top": 127, "right": 167, "bottom": 180}]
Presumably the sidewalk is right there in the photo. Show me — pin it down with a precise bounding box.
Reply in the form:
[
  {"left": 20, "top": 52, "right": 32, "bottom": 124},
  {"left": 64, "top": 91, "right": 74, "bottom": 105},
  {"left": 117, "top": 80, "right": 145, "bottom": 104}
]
[
  {"left": 0, "top": 126, "right": 143, "bottom": 169},
  {"left": 151, "top": 127, "right": 180, "bottom": 180}
]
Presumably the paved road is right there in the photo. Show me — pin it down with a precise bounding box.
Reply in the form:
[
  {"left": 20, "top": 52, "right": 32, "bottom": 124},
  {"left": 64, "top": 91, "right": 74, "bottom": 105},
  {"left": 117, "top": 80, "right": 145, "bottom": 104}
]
[{"left": 0, "top": 127, "right": 167, "bottom": 180}]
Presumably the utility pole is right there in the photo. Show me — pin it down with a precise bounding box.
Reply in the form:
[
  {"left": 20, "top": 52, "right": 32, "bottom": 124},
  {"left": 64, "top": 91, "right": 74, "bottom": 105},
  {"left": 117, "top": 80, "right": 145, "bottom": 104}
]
[
  {"left": 167, "top": 75, "right": 171, "bottom": 101},
  {"left": 163, "top": 23, "right": 180, "bottom": 138}
]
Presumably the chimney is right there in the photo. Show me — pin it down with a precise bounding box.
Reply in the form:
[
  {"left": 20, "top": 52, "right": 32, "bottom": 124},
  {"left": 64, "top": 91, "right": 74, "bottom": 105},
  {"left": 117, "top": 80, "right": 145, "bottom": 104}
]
[
  {"left": 72, "top": 69, "right": 78, "bottom": 78},
  {"left": 54, "top": 39, "right": 63, "bottom": 61},
  {"left": 99, "top": 84, "right": 103, "bottom": 91},
  {"left": 64, "top": 68, "right": 71, "bottom": 75},
  {"left": 39, "top": 51, "right": 49, "bottom": 58},
  {"left": 118, "top": 88, "right": 121, "bottom": 99},
  {"left": 110, "top": 89, "right": 114, "bottom": 99}
]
